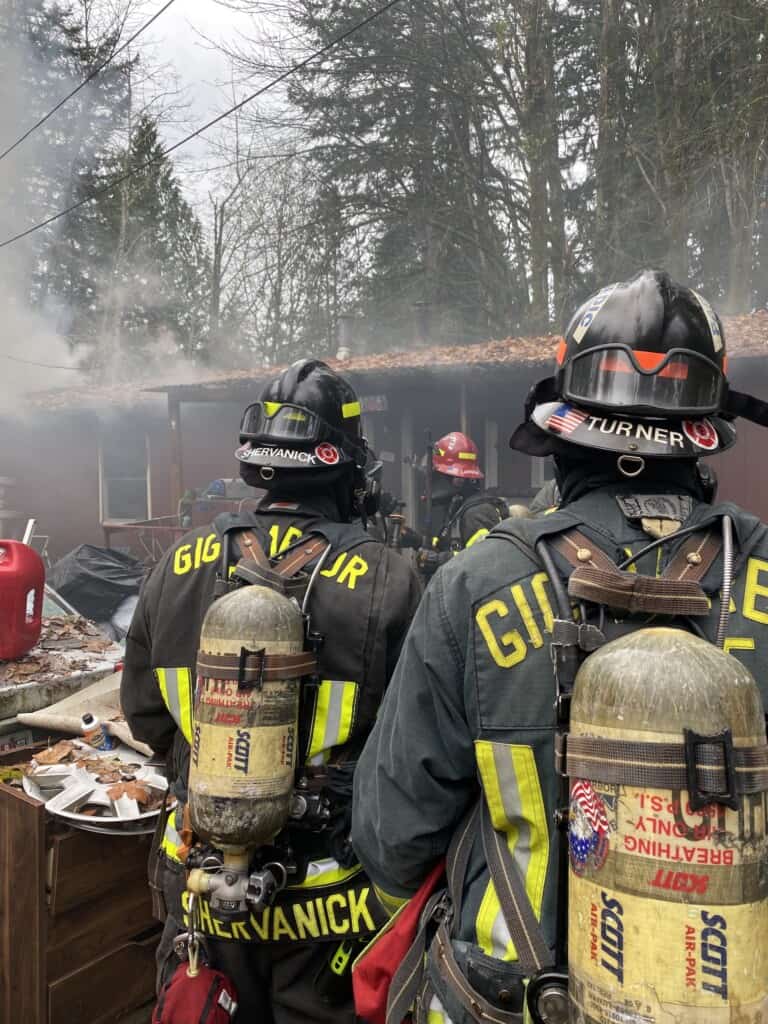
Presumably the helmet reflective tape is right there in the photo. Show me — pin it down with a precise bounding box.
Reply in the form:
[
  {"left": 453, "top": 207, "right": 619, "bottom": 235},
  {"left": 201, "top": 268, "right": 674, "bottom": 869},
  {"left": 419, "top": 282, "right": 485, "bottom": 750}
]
[
  {"left": 563, "top": 346, "right": 724, "bottom": 415},
  {"left": 342, "top": 400, "right": 361, "bottom": 419},
  {"left": 571, "top": 282, "right": 618, "bottom": 344},
  {"left": 691, "top": 289, "right": 724, "bottom": 352},
  {"left": 458, "top": 451, "right": 477, "bottom": 460}
]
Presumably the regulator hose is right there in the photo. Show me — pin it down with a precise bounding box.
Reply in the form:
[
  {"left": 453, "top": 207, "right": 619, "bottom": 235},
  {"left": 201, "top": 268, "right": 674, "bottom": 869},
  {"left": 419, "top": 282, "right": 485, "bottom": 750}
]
[{"left": 715, "top": 515, "right": 734, "bottom": 649}]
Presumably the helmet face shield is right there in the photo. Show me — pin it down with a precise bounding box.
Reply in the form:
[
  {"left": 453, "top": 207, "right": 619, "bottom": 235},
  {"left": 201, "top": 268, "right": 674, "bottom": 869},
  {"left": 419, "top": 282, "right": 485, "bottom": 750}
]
[
  {"left": 562, "top": 346, "right": 724, "bottom": 416},
  {"left": 239, "top": 401, "right": 325, "bottom": 444}
]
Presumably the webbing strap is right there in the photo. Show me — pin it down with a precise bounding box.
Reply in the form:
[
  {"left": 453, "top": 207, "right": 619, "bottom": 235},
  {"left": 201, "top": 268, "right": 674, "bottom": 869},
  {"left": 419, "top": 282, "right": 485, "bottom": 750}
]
[
  {"left": 550, "top": 524, "right": 725, "bottom": 616},
  {"left": 664, "top": 530, "right": 722, "bottom": 582},
  {"left": 568, "top": 567, "right": 709, "bottom": 616},
  {"left": 384, "top": 802, "right": 477, "bottom": 1024},
  {"left": 566, "top": 734, "right": 768, "bottom": 794},
  {"left": 231, "top": 531, "right": 330, "bottom": 594},
  {"left": 385, "top": 890, "right": 449, "bottom": 1024},
  {"left": 551, "top": 527, "right": 711, "bottom": 616},
  {"left": 277, "top": 537, "right": 329, "bottom": 577},
  {"left": 447, "top": 803, "right": 478, "bottom": 915},
  {"left": 196, "top": 650, "right": 317, "bottom": 683},
  {"left": 431, "top": 922, "right": 522, "bottom": 1024},
  {"left": 479, "top": 799, "right": 553, "bottom": 975}
]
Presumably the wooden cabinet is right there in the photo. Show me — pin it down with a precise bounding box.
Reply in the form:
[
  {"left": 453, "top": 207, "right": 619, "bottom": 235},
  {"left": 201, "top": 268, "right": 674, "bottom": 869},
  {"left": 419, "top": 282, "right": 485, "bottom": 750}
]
[{"left": 0, "top": 748, "right": 159, "bottom": 1024}]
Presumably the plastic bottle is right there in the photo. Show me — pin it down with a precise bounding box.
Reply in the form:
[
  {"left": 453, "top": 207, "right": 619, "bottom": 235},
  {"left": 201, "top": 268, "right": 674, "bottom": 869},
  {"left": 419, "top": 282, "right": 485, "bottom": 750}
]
[{"left": 80, "top": 712, "right": 116, "bottom": 751}]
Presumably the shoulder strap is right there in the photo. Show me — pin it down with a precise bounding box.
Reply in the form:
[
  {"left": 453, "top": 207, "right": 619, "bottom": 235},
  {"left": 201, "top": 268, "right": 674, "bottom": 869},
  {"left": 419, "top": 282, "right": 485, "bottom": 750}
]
[
  {"left": 550, "top": 527, "right": 713, "bottom": 617},
  {"left": 480, "top": 799, "right": 553, "bottom": 974},
  {"left": 231, "top": 530, "right": 330, "bottom": 596}
]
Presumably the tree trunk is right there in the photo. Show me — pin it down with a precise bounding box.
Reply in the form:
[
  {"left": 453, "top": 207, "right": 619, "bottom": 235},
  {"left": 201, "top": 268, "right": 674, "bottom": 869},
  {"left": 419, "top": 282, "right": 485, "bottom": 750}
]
[{"left": 595, "top": 0, "right": 626, "bottom": 280}]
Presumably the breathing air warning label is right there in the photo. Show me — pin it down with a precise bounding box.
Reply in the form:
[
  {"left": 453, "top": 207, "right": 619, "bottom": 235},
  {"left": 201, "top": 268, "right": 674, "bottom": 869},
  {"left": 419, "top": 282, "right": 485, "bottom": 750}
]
[{"left": 569, "top": 776, "right": 768, "bottom": 1022}]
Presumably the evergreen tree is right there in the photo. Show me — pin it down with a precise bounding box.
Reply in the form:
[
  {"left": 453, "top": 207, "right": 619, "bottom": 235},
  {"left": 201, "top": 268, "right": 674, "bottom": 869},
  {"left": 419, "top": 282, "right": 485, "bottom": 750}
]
[{"left": 49, "top": 114, "right": 210, "bottom": 379}]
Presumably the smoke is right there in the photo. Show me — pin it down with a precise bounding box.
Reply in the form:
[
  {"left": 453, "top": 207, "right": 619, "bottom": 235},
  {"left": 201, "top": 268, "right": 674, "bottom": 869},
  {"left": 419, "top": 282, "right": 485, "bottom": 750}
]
[{"left": 0, "top": 9, "right": 83, "bottom": 415}]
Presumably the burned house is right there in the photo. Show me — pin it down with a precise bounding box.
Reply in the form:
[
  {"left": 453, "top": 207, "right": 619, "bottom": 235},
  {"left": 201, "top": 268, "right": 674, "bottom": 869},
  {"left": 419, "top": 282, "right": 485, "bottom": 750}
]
[{"left": 3, "top": 314, "right": 768, "bottom": 558}]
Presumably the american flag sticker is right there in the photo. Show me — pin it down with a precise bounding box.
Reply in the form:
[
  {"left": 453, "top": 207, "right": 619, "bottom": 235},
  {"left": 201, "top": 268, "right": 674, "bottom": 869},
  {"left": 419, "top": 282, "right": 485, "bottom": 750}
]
[
  {"left": 570, "top": 779, "right": 610, "bottom": 875},
  {"left": 546, "top": 404, "right": 589, "bottom": 435}
]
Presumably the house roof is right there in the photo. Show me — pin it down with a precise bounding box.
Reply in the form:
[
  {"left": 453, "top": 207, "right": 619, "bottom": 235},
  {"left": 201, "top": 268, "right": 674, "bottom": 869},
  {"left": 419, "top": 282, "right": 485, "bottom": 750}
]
[
  {"left": 145, "top": 311, "right": 768, "bottom": 399},
  {"left": 27, "top": 310, "right": 768, "bottom": 409}
]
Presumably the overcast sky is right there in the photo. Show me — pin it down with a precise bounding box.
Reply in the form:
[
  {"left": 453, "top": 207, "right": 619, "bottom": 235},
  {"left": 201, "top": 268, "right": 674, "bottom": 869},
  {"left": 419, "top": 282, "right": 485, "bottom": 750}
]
[{"left": 143, "top": 1, "right": 263, "bottom": 204}]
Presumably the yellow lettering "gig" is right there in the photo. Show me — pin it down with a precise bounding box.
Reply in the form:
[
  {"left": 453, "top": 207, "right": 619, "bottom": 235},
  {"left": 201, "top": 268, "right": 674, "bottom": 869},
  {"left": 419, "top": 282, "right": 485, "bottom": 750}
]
[
  {"left": 476, "top": 573, "right": 554, "bottom": 669},
  {"left": 173, "top": 533, "right": 220, "bottom": 575}
]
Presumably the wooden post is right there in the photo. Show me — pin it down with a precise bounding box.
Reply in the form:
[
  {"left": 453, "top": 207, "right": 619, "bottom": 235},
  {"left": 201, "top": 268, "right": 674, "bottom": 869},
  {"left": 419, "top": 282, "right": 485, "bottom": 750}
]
[
  {"left": 168, "top": 394, "right": 183, "bottom": 516},
  {"left": 401, "top": 407, "right": 415, "bottom": 529},
  {"left": 485, "top": 418, "right": 499, "bottom": 489}
]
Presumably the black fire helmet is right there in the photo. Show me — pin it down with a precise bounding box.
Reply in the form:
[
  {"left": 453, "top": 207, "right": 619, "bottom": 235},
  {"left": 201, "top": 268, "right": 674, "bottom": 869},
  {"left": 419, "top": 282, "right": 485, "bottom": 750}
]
[
  {"left": 511, "top": 270, "right": 768, "bottom": 461},
  {"left": 236, "top": 359, "right": 367, "bottom": 472}
]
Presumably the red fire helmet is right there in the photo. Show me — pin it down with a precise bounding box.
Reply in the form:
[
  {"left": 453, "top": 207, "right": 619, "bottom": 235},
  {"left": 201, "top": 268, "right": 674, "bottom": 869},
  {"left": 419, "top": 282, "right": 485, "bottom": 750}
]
[{"left": 432, "top": 432, "right": 484, "bottom": 480}]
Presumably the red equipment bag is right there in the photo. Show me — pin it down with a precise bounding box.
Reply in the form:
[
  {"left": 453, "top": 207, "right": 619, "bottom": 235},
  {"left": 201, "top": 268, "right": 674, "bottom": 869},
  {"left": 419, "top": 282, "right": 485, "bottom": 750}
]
[
  {"left": 352, "top": 861, "right": 445, "bottom": 1024},
  {"left": 152, "top": 963, "right": 238, "bottom": 1023}
]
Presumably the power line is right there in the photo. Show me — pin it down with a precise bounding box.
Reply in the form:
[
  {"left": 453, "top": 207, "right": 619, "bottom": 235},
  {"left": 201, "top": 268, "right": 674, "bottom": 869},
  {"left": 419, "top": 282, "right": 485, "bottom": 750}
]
[
  {"left": 0, "top": 0, "right": 406, "bottom": 251},
  {"left": 0, "top": 0, "right": 179, "bottom": 165},
  {"left": 0, "top": 352, "right": 80, "bottom": 371}
]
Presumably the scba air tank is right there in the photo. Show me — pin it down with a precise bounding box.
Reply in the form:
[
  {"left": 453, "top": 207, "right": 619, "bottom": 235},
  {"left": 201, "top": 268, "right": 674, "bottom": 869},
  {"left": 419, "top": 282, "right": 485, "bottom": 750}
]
[
  {"left": 567, "top": 628, "right": 768, "bottom": 1023},
  {"left": 188, "top": 583, "right": 305, "bottom": 850}
]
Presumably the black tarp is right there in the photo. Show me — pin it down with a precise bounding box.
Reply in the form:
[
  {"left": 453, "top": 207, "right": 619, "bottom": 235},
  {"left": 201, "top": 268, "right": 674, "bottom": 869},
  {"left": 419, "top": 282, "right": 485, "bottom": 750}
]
[{"left": 49, "top": 545, "right": 145, "bottom": 622}]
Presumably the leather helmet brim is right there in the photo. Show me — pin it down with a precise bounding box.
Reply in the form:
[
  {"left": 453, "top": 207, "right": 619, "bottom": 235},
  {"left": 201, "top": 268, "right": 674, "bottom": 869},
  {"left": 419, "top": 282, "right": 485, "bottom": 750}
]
[{"left": 511, "top": 402, "right": 736, "bottom": 459}]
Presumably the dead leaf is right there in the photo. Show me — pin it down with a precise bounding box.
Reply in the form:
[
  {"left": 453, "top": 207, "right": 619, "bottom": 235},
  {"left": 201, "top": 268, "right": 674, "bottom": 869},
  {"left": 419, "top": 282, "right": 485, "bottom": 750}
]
[
  {"left": 34, "top": 740, "right": 76, "bottom": 765},
  {"left": 107, "top": 781, "right": 150, "bottom": 804}
]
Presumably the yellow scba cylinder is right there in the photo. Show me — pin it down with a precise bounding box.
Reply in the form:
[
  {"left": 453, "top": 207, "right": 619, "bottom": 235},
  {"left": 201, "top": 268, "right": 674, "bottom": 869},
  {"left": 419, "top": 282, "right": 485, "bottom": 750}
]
[
  {"left": 188, "top": 584, "right": 305, "bottom": 849},
  {"left": 567, "top": 627, "right": 768, "bottom": 1023}
]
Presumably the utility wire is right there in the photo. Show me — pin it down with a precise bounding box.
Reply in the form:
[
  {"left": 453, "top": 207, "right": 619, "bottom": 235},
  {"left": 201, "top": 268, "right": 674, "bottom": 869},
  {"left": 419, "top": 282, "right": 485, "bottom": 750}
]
[
  {"left": 0, "top": 0, "right": 179, "bottom": 165},
  {"left": 0, "top": 0, "right": 406, "bottom": 251},
  {"left": 0, "top": 352, "right": 80, "bottom": 370}
]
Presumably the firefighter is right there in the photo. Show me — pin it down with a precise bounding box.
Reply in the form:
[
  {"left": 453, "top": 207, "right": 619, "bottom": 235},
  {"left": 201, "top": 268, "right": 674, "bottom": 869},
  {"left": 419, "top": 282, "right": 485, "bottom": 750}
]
[
  {"left": 416, "top": 431, "right": 508, "bottom": 576},
  {"left": 351, "top": 270, "right": 768, "bottom": 1022},
  {"left": 121, "top": 359, "right": 421, "bottom": 1024}
]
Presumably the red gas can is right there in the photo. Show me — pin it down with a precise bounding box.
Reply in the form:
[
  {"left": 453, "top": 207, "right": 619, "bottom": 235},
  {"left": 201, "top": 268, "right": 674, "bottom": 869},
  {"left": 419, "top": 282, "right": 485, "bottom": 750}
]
[{"left": 0, "top": 541, "right": 45, "bottom": 661}]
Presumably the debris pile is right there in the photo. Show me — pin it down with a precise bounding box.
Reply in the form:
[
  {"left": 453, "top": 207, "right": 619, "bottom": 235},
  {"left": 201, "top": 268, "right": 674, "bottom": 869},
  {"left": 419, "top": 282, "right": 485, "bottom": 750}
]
[{"left": 0, "top": 616, "right": 120, "bottom": 686}]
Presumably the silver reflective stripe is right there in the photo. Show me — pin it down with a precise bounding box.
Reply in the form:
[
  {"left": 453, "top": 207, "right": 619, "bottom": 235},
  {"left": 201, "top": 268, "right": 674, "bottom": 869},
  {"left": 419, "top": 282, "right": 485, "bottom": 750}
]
[{"left": 162, "top": 667, "right": 183, "bottom": 728}]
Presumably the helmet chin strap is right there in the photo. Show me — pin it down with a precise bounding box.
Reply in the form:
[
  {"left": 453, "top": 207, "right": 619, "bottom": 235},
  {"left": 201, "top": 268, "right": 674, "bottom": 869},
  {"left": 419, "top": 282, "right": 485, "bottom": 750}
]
[{"left": 725, "top": 388, "right": 768, "bottom": 427}]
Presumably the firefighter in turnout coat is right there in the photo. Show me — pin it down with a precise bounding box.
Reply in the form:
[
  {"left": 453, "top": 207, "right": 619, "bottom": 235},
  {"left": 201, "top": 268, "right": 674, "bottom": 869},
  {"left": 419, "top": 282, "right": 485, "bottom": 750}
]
[
  {"left": 122, "top": 360, "right": 421, "bottom": 1024},
  {"left": 351, "top": 270, "right": 768, "bottom": 1022}
]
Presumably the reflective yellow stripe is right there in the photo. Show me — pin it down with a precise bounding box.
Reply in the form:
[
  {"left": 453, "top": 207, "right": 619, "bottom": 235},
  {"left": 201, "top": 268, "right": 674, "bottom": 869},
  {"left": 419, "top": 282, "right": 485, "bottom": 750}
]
[
  {"left": 161, "top": 815, "right": 183, "bottom": 863},
  {"left": 458, "top": 451, "right": 477, "bottom": 460},
  {"left": 289, "top": 857, "right": 362, "bottom": 889},
  {"left": 263, "top": 401, "right": 282, "bottom": 417},
  {"left": 428, "top": 994, "right": 450, "bottom": 1022},
  {"left": 474, "top": 742, "right": 549, "bottom": 961},
  {"left": 342, "top": 400, "right": 361, "bottom": 419},
  {"left": 307, "top": 680, "right": 358, "bottom": 764},
  {"left": 373, "top": 884, "right": 408, "bottom": 919},
  {"left": 465, "top": 527, "right": 489, "bottom": 549},
  {"left": 155, "top": 666, "right": 194, "bottom": 744}
]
